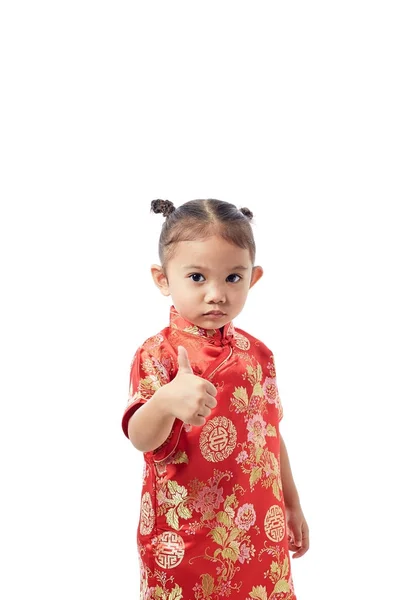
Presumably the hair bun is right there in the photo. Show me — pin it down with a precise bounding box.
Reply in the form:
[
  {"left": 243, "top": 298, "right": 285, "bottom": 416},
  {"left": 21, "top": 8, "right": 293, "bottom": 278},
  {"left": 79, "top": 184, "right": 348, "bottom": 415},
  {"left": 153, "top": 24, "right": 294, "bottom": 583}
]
[
  {"left": 151, "top": 199, "right": 176, "bottom": 218},
  {"left": 239, "top": 206, "right": 253, "bottom": 220}
]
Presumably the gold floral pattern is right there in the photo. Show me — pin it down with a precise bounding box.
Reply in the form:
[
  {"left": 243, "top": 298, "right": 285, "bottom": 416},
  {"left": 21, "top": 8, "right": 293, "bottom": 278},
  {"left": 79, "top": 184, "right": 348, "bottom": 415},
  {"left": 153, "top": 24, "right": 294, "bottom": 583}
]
[{"left": 140, "top": 491, "right": 156, "bottom": 535}]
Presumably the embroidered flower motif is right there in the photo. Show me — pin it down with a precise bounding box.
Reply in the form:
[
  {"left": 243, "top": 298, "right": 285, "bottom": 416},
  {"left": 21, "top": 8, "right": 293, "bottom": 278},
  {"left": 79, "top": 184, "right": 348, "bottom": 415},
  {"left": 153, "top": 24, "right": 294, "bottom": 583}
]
[
  {"left": 262, "top": 376, "right": 279, "bottom": 405},
  {"left": 246, "top": 413, "right": 268, "bottom": 447},
  {"left": 148, "top": 333, "right": 164, "bottom": 348},
  {"left": 236, "top": 449, "right": 249, "bottom": 464},
  {"left": 192, "top": 483, "right": 224, "bottom": 515},
  {"left": 238, "top": 541, "right": 256, "bottom": 564},
  {"left": 143, "top": 356, "right": 169, "bottom": 382},
  {"left": 219, "top": 579, "right": 233, "bottom": 594},
  {"left": 235, "top": 503, "right": 257, "bottom": 531},
  {"left": 262, "top": 373, "right": 283, "bottom": 421}
]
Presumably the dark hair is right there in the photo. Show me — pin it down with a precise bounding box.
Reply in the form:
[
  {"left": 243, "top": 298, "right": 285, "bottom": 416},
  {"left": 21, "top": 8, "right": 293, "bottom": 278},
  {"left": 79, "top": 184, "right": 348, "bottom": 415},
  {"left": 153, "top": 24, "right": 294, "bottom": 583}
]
[{"left": 150, "top": 198, "right": 256, "bottom": 267}]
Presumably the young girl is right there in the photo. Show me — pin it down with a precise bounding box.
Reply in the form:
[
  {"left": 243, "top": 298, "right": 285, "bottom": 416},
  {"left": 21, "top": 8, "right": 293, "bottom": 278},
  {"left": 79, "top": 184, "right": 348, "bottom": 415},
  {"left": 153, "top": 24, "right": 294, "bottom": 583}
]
[{"left": 122, "top": 198, "right": 309, "bottom": 599}]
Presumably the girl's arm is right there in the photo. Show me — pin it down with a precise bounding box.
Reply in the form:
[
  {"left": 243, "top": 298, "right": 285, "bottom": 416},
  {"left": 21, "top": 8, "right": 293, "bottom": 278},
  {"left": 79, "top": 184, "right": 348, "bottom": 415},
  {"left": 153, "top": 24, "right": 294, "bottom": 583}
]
[
  {"left": 279, "top": 432, "right": 301, "bottom": 508},
  {"left": 279, "top": 432, "right": 310, "bottom": 557},
  {"left": 127, "top": 386, "right": 176, "bottom": 453}
]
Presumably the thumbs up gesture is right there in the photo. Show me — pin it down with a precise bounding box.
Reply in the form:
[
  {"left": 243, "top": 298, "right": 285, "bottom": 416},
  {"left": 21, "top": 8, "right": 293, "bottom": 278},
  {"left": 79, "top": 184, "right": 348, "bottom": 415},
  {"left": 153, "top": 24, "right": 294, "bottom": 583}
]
[
  {"left": 177, "top": 345, "right": 195, "bottom": 375},
  {"left": 164, "top": 346, "right": 218, "bottom": 426}
]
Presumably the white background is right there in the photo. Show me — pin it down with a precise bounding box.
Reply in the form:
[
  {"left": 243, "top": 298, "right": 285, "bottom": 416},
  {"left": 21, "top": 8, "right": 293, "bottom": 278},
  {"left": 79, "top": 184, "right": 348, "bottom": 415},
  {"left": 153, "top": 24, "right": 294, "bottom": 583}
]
[{"left": 1, "top": 1, "right": 399, "bottom": 598}]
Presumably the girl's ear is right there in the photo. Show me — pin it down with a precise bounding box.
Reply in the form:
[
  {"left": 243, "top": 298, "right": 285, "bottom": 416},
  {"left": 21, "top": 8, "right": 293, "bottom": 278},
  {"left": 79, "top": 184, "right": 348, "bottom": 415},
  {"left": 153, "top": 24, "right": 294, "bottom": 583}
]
[
  {"left": 151, "top": 264, "right": 170, "bottom": 296},
  {"left": 249, "top": 265, "right": 263, "bottom": 288}
]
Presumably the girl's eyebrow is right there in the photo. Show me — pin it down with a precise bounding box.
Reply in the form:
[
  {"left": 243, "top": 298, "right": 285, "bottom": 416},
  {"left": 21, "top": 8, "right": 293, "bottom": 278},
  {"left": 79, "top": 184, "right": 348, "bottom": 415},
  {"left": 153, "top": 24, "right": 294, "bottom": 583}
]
[{"left": 183, "top": 264, "right": 248, "bottom": 270}]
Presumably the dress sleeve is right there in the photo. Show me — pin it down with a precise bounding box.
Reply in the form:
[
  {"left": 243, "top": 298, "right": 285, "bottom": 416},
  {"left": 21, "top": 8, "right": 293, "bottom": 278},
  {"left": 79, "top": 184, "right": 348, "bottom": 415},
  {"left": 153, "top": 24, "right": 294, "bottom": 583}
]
[
  {"left": 121, "top": 346, "right": 170, "bottom": 438},
  {"left": 264, "top": 351, "right": 284, "bottom": 423},
  {"left": 121, "top": 346, "right": 184, "bottom": 461}
]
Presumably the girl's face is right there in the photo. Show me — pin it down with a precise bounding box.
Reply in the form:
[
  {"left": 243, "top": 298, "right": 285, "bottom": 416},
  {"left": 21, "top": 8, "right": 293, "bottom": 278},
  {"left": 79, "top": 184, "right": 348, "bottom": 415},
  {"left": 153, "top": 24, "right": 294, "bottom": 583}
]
[{"left": 151, "top": 235, "right": 263, "bottom": 329}]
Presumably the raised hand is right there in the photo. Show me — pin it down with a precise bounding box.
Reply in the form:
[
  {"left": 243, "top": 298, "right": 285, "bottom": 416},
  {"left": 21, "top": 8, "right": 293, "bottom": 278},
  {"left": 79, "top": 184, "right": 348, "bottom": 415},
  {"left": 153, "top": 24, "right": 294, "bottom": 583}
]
[{"left": 164, "top": 345, "right": 218, "bottom": 426}]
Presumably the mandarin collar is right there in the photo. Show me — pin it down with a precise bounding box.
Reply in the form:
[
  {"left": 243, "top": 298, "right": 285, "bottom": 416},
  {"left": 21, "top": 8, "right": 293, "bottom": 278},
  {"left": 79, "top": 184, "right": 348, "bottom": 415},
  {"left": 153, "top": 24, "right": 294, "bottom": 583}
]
[{"left": 169, "top": 305, "right": 235, "bottom": 344}]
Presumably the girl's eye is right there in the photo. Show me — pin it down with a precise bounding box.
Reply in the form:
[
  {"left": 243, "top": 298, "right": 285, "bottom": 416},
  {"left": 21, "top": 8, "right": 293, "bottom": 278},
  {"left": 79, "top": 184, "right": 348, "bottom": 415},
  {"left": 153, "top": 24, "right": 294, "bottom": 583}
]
[
  {"left": 189, "top": 273, "right": 242, "bottom": 283},
  {"left": 189, "top": 273, "right": 205, "bottom": 282},
  {"left": 227, "top": 274, "right": 242, "bottom": 283}
]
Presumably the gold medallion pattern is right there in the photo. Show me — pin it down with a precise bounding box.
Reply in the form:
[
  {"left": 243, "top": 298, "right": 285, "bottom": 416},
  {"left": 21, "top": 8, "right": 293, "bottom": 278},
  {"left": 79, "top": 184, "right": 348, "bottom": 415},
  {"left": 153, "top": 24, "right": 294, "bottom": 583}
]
[
  {"left": 264, "top": 504, "right": 286, "bottom": 542},
  {"left": 154, "top": 531, "right": 185, "bottom": 569},
  {"left": 199, "top": 416, "right": 237, "bottom": 462},
  {"left": 234, "top": 332, "right": 250, "bottom": 350}
]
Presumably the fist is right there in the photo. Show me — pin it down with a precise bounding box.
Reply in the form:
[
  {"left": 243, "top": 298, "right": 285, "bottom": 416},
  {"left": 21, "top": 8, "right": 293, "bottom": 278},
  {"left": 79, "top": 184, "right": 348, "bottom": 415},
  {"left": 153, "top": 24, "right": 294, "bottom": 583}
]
[{"left": 168, "top": 345, "right": 218, "bottom": 426}]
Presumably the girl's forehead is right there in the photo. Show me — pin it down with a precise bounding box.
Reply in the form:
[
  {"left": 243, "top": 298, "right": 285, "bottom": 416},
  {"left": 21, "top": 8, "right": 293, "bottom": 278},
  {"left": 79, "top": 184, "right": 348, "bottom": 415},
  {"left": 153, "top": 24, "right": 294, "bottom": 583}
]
[
  {"left": 171, "top": 237, "right": 252, "bottom": 267},
  {"left": 175, "top": 236, "right": 248, "bottom": 252}
]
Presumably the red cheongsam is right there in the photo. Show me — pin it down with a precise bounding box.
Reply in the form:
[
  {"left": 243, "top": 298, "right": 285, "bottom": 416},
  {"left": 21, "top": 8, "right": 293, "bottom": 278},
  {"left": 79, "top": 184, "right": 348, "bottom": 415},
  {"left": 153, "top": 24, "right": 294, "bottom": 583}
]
[{"left": 122, "top": 305, "right": 297, "bottom": 600}]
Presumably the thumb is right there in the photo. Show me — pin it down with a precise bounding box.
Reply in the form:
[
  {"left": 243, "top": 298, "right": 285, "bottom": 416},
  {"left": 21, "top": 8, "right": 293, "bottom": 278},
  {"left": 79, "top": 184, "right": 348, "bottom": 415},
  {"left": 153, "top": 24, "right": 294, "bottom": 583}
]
[{"left": 177, "top": 346, "right": 194, "bottom": 375}]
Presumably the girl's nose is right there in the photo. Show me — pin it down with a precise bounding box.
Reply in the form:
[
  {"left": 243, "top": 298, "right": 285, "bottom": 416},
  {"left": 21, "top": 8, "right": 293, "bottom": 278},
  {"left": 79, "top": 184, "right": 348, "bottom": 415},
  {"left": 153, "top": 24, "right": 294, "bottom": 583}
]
[{"left": 204, "top": 285, "right": 226, "bottom": 304}]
